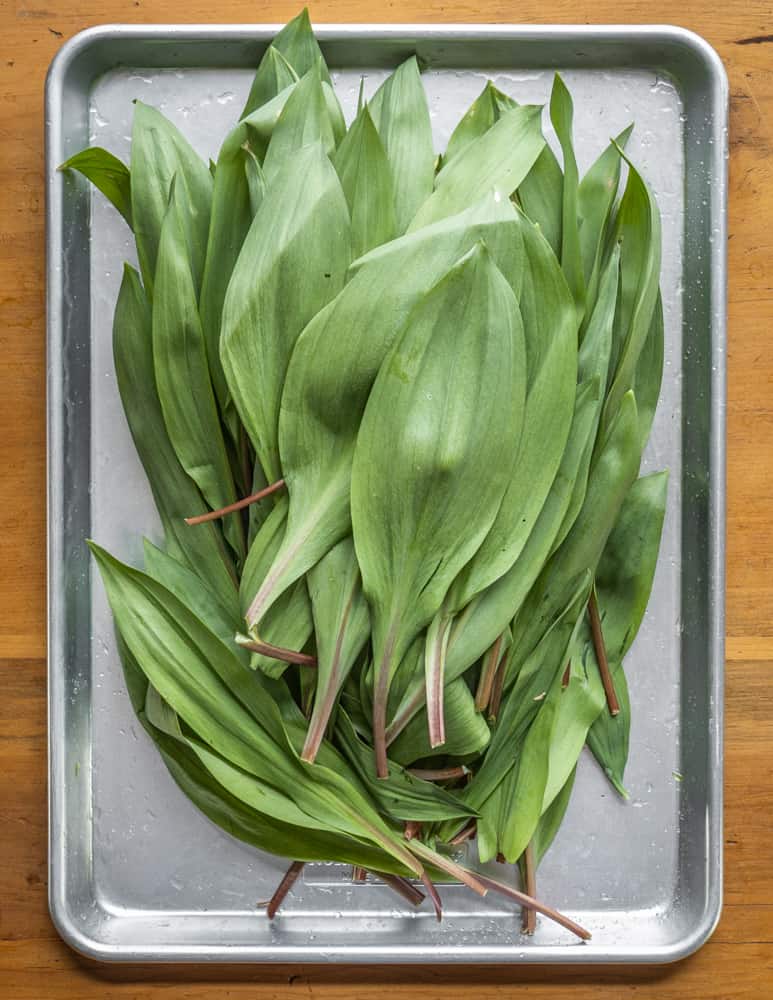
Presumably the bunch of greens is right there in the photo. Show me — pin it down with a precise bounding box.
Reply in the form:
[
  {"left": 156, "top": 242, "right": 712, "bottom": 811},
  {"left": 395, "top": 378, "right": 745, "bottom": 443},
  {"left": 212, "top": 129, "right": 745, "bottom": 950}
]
[{"left": 62, "top": 10, "right": 667, "bottom": 940}]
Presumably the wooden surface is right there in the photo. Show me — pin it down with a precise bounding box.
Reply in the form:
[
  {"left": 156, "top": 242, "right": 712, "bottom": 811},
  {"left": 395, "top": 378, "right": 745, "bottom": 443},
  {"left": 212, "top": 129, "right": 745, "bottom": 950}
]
[{"left": 1, "top": 1, "right": 772, "bottom": 996}]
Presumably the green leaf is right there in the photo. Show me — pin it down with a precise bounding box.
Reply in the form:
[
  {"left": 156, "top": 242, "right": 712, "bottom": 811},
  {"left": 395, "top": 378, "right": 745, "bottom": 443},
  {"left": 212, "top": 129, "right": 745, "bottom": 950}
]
[
  {"left": 245, "top": 193, "right": 523, "bottom": 632},
  {"left": 409, "top": 104, "right": 545, "bottom": 230},
  {"left": 112, "top": 264, "right": 237, "bottom": 602},
  {"left": 351, "top": 245, "right": 526, "bottom": 770},
  {"left": 586, "top": 664, "right": 631, "bottom": 797},
  {"left": 333, "top": 103, "right": 397, "bottom": 258},
  {"left": 601, "top": 151, "right": 662, "bottom": 437},
  {"left": 578, "top": 124, "right": 633, "bottom": 308},
  {"left": 304, "top": 537, "right": 370, "bottom": 762},
  {"left": 335, "top": 712, "right": 475, "bottom": 822},
  {"left": 244, "top": 9, "right": 330, "bottom": 116},
  {"left": 498, "top": 696, "right": 557, "bottom": 862},
  {"left": 369, "top": 57, "right": 435, "bottom": 232},
  {"left": 239, "top": 499, "right": 314, "bottom": 678},
  {"left": 240, "top": 43, "right": 298, "bottom": 120},
  {"left": 632, "top": 291, "right": 664, "bottom": 451},
  {"left": 389, "top": 676, "right": 491, "bottom": 766},
  {"left": 509, "top": 390, "right": 642, "bottom": 669},
  {"left": 152, "top": 179, "right": 244, "bottom": 560},
  {"left": 129, "top": 102, "right": 212, "bottom": 296},
  {"left": 244, "top": 146, "right": 266, "bottom": 215},
  {"left": 532, "top": 765, "right": 576, "bottom": 866},
  {"left": 262, "top": 69, "right": 338, "bottom": 182},
  {"left": 59, "top": 147, "right": 132, "bottom": 225},
  {"left": 199, "top": 119, "right": 273, "bottom": 426},
  {"left": 463, "top": 573, "right": 591, "bottom": 812},
  {"left": 518, "top": 143, "right": 563, "bottom": 258},
  {"left": 550, "top": 74, "right": 585, "bottom": 322},
  {"left": 550, "top": 243, "right": 620, "bottom": 553},
  {"left": 90, "top": 543, "right": 423, "bottom": 876},
  {"left": 450, "top": 208, "right": 577, "bottom": 607},
  {"left": 592, "top": 470, "right": 669, "bottom": 663},
  {"left": 443, "top": 82, "right": 501, "bottom": 164},
  {"left": 386, "top": 376, "right": 602, "bottom": 742},
  {"left": 142, "top": 539, "right": 242, "bottom": 656},
  {"left": 220, "top": 141, "right": 351, "bottom": 483},
  {"left": 154, "top": 727, "right": 413, "bottom": 874}
]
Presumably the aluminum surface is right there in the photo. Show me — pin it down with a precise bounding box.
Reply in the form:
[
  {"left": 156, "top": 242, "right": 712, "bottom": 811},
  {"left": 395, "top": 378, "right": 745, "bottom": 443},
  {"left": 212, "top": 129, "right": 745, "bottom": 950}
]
[{"left": 46, "top": 24, "right": 727, "bottom": 964}]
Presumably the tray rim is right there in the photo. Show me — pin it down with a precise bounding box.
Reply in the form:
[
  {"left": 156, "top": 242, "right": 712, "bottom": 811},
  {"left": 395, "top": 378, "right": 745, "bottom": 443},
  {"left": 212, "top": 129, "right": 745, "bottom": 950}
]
[{"left": 46, "top": 21, "right": 727, "bottom": 965}]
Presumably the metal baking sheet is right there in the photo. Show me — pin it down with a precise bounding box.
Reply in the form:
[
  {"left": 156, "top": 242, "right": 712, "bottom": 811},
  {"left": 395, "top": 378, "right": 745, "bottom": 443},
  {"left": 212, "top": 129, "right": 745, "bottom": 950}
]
[{"left": 46, "top": 24, "right": 727, "bottom": 964}]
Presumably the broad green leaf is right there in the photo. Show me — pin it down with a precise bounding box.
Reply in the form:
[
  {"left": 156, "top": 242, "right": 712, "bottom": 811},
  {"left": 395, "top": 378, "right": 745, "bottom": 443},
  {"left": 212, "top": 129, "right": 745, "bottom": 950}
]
[
  {"left": 262, "top": 69, "right": 337, "bottom": 182},
  {"left": 244, "top": 147, "right": 266, "bottom": 215},
  {"left": 112, "top": 264, "right": 237, "bottom": 601},
  {"left": 240, "top": 43, "right": 298, "bottom": 119},
  {"left": 462, "top": 573, "right": 591, "bottom": 812},
  {"left": 350, "top": 245, "right": 525, "bottom": 771},
  {"left": 129, "top": 102, "right": 212, "bottom": 296},
  {"left": 518, "top": 142, "right": 563, "bottom": 258},
  {"left": 386, "top": 376, "right": 601, "bottom": 742},
  {"left": 59, "top": 147, "right": 132, "bottom": 225},
  {"left": 409, "top": 104, "right": 545, "bottom": 230},
  {"left": 509, "top": 390, "right": 642, "bottom": 669},
  {"left": 389, "top": 676, "right": 491, "bottom": 766},
  {"left": 142, "top": 539, "right": 242, "bottom": 656},
  {"left": 154, "top": 726, "right": 415, "bottom": 874},
  {"left": 550, "top": 243, "right": 620, "bottom": 553},
  {"left": 199, "top": 117, "right": 276, "bottom": 426},
  {"left": 550, "top": 74, "right": 585, "bottom": 321},
  {"left": 443, "top": 82, "right": 500, "bottom": 163},
  {"left": 152, "top": 180, "right": 244, "bottom": 560},
  {"left": 220, "top": 142, "right": 351, "bottom": 483},
  {"left": 539, "top": 650, "right": 607, "bottom": 813},
  {"left": 475, "top": 783, "right": 503, "bottom": 863},
  {"left": 591, "top": 470, "right": 668, "bottom": 663},
  {"left": 369, "top": 57, "right": 435, "bottom": 232},
  {"left": 90, "top": 543, "right": 423, "bottom": 875},
  {"left": 632, "top": 291, "right": 664, "bottom": 451},
  {"left": 532, "top": 765, "right": 576, "bottom": 866},
  {"left": 335, "top": 712, "right": 475, "bottom": 823},
  {"left": 578, "top": 124, "right": 633, "bottom": 310},
  {"left": 333, "top": 103, "right": 397, "bottom": 258},
  {"left": 498, "top": 695, "right": 556, "bottom": 862},
  {"left": 586, "top": 664, "right": 631, "bottom": 797},
  {"left": 244, "top": 194, "right": 524, "bottom": 633},
  {"left": 601, "top": 151, "right": 662, "bottom": 437},
  {"left": 303, "top": 537, "right": 370, "bottom": 762},
  {"left": 239, "top": 498, "right": 314, "bottom": 678},
  {"left": 450, "top": 208, "right": 577, "bottom": 607}
]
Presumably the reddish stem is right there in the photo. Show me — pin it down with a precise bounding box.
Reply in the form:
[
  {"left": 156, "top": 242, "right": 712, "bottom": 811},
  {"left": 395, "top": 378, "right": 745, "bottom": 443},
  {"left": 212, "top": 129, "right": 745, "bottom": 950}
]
[
  {"left": 351, "top": 866, "right": 366, "bottom": 882},
  {"left": 184, "top": 478, "right": 285, "bottom": 525},
  {"left": 404, "top": 821, "right": 422, "bottom": 841},
  {"left": 475, "top": 873, "right": 591, "bottom": 941},
  {"left": 561, "top": 661, "right": 571, "bottom": 690},
  {"left": 522, "top": 841, "right": 537, "bottom": 935},
  {"left": 475, "top": 632, "right": 505, "bottom": 710},
  {"left": 266, "top": 860, "right": 304, "bottom": 919},
  {"left": 376, "top": 873, "right": 425, "bottom": 907},
  {"left": 418, "top": 871, "right": 443, "bottom": 921},
  {"left": 588, "top": 589, "right": 620, "bottom": 716},
  {"left": 407, "top": 765, "right": 470, "bottom": 782},
  {"left": 487, "top": 656, "right": 506, "bottom": 722},
  {"left": 448, "top": 820, "right": 477, "bottom": 846},
  {"left": 236, "top": 635, "right": 317, "bottom": 667},
  {"left": 496, "top": 852, "right": 506, "bottom": 865}
]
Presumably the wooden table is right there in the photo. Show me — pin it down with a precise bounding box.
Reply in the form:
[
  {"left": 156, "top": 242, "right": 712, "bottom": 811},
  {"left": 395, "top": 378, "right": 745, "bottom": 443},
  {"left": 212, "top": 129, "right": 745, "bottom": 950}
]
[{"left": 2, "top": 1, "right": 771, "bottom": 996}]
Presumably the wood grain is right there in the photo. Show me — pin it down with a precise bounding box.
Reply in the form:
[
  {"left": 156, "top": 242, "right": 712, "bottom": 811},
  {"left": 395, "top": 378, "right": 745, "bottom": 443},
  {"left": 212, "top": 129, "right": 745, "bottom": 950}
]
[{"left": 2, "top": 1, "right": 772, "bottom": 996}]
